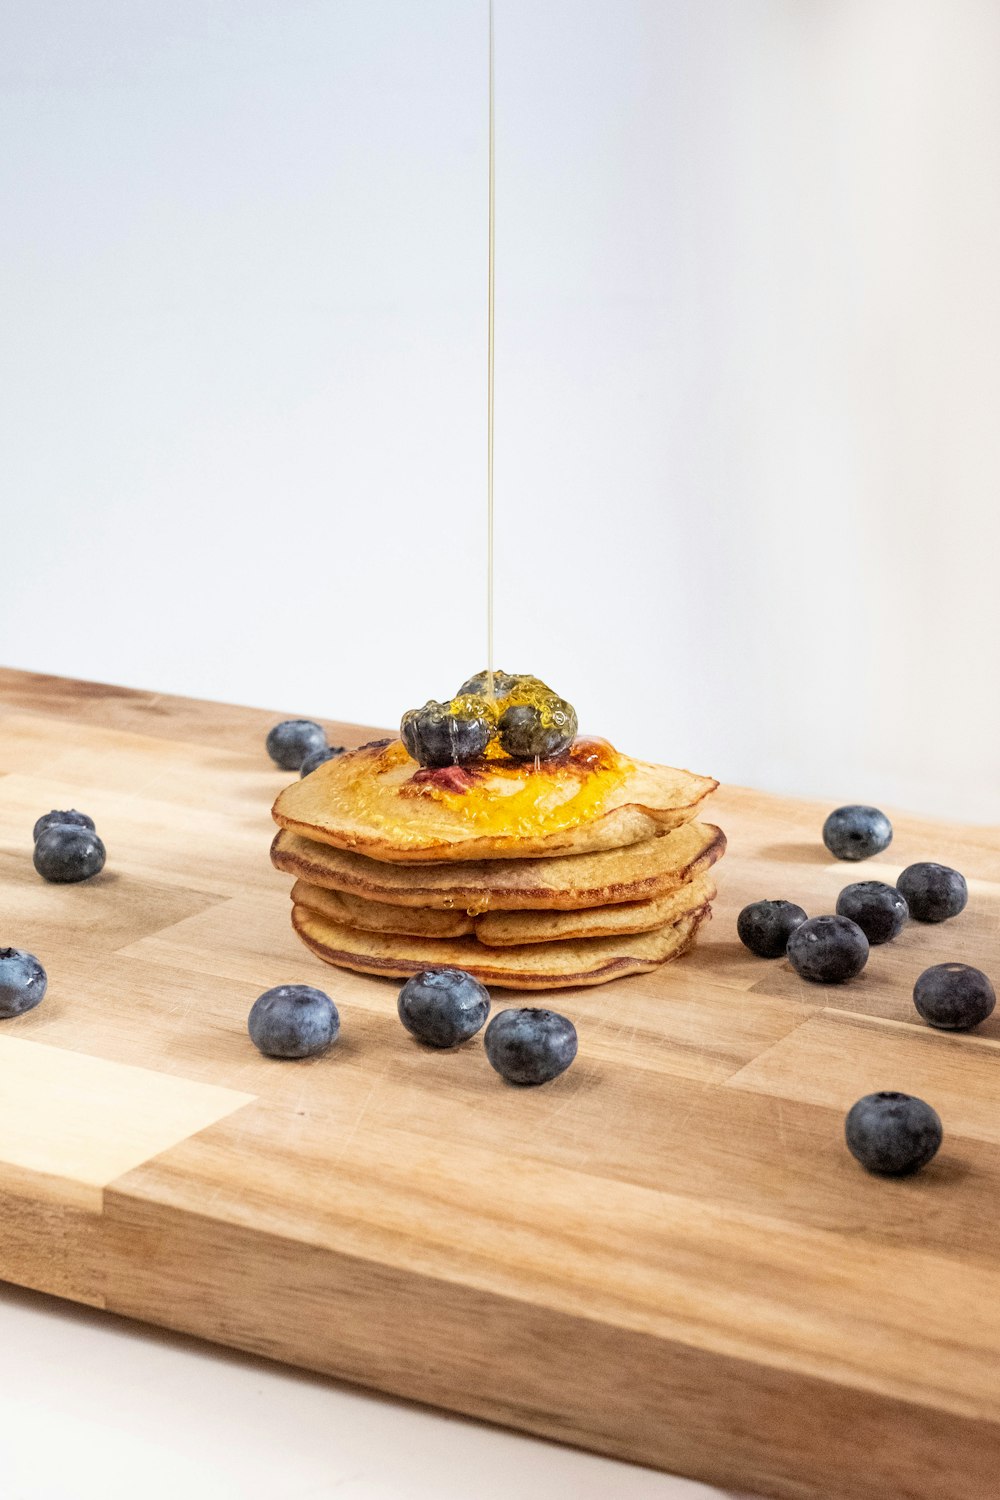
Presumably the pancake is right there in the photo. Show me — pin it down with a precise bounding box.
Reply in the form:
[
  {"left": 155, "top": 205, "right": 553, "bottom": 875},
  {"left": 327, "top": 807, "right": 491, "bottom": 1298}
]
[
  {"left": 291, "top": 872, "right": 716, "bottom": 946},
  {"left": 272, "top": 736, "right": 717, "bottom": 863},
  {"left": 290, "top": 879, "right": 475, "bottom": 939},
  {"left": 272, "top": 821, "right": 726, "bottom": 911},
  {"left": 477, "top": 874, "right": 715, "bottom": 945},
  {"left": 290, "top": 903, "right": 710, "bottom": 990}
]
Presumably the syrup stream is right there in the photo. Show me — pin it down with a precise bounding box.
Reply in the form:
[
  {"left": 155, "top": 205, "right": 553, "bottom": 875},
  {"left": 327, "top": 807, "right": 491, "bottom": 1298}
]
[{"left": 486, "top": 0, "right": 495, "bottom": 703}]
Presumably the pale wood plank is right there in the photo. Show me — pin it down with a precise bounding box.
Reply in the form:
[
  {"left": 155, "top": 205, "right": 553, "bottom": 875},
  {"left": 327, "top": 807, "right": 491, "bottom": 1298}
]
[
  {"left": 729, "top": 1009, "right": 1000, "bottom": 1144},
  {"left": 0, "top": 1035, "right": 253, "bottom": 1186}
]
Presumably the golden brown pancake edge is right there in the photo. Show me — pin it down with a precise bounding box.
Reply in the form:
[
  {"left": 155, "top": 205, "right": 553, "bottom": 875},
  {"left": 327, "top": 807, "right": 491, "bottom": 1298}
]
[
  {"left": 289, "top": 902, "right": 711, "bottom": 991},
  {"left": 271, "top": 822, "right": 726, "bottom": 912}
]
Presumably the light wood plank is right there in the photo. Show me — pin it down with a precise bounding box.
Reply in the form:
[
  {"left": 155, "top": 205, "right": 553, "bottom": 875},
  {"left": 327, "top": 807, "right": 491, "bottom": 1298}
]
[{"left": 0, "top": 1035, "right": 254, "bottom": 1185}]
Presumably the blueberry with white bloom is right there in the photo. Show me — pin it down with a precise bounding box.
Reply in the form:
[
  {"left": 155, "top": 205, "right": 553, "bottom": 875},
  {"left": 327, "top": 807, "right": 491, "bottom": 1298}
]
[
  {"left": 737, "top": 899, "right": 808, "bottom": 958},
  {"left": 397, "top": 968, "right": 490, "bottom": 1048},
  {"left": 248, "top": 984, "right": 340, "bottom": 1059},
  {"left": 266, "top": 719, "right": 328, "bottom": 771},
  {"left": 896, "top": 863, "right": 968, "bottom": 924},
  {"left": 787, "top": 914, "right": 869, "bottom": 983},
  {"left": 299, "top": 745, "right": 344, "bottom": 778},
  {"left": 822, "top": 805, "right": 892, "bottom": 861},
  {"left": 484, "top": 1007, "right": 578, "bottom": 1085},
  {"left": 913, "top": 963, "right": 995, "bottom": 1031},
  {"left": 33, "top": 825, "right": 106, "bottom": 883},
  {"left": 845, "top": 1092, "right": 942, "bottom": 1176},
  {"left": 835, "top": 881, "right": 908, "bottom": 945},
  {"left": 0, "top": 948, "right": 48, "bottom": 1019},
  {"left": 33, "top": 809, "right": 96, "bottom": 842}
]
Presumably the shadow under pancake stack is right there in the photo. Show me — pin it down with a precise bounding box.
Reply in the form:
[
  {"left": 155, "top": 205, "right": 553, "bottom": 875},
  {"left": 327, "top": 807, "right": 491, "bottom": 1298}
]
[{"left": 270, "top": 678, "right": 725, "bottom": 990}]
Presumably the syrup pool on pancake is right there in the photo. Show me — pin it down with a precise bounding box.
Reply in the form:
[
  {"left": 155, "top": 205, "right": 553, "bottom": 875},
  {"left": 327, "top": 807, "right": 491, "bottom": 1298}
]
[{"left": 397, "top": 672, "right": 633, "bottom": 841}]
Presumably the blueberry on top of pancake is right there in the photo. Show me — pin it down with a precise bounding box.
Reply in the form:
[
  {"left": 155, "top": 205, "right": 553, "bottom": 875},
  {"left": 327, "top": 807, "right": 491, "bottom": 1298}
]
[
  {"left": 496, "top": 699, "right": 576, "bottom": 759},
  {"left": 457, "top": 669, "right": 519, "bottom": 698},
  {"left": 400, "top": 671, "right": 578, "bottom": 769},
  {"left": 401, "top": 696, "right": 495, "bottom": 769}
]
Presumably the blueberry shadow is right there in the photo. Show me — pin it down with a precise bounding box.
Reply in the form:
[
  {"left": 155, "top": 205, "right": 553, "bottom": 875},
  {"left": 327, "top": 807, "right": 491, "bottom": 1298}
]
[
  {"left": 252, "top": 1039, "right": 357, "bottom": 1071},
  {"left": 912, "top": 1153, "right": 975, "bottom": 1188},
  {"left": 703, "top": 939, "right": 771, "bottom": 972},
  {"left": 756, "top": 840, "right": 836, "bottom": 866}
]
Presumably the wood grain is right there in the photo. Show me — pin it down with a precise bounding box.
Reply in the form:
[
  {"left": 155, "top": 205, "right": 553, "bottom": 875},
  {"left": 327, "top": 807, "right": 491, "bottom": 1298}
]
[{"left": 1, "top": 665, "right": 999, "bottom": 1498}]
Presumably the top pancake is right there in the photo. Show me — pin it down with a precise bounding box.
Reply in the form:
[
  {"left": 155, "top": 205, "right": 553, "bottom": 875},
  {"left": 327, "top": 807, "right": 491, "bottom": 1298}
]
[{"left": 272, "top": 736, "right": 718, "bottom": 864}]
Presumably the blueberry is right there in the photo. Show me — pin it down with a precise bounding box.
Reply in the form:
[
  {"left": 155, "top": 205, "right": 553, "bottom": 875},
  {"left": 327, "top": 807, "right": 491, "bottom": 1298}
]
[
  {"left": 457, "top": 669, "right": 519, "bottom": 698},
  {"left": 0, "top": 948, "right": 47, "bottom": 1019},
  {"left": 266, "top": 719, "right": 328, "bottom": 771},
  {"left": 496, "top": 699, "right": 578, "bottom": 761},
  {"left": 247, "top": 984, "right": 340, "bottom": 1059},
  {"left": 845, "top": 1092, "right": 942, "bottom": 1176},
  {"left": 33, "top": 825, "right": 106, "bottom": 883},
  {"left": 822, "top": 805, "right": 893, "bottom": 861},
  {"left": 33, "top": 809, "right": 96, "bottom": 842},
  {"left": 835, "top": 881, "right": 908, "bottom": 945},
  {"left": 896, "top": 862, "right": 968, "bottom": 923},
  {"left": 484, "top": 1007, "right": 578, "bottom": 1085},
  {"left": 786, "top": 914, "right": 869, "bottom": 983},
  {"left": 400, "top": 699, "right": 493, "bottom": 768},
  {"left": 913, "top": 963, "right": 995, "bottom": 1031},
  {"left": 299, "top": 744, "right": 344, "bottom": 778},
  {"left": 737, "top": 899, "right": 808, "bottom": 958},
  {"left": 397, "top": 968, "right": 491, "bottom": 1048}
]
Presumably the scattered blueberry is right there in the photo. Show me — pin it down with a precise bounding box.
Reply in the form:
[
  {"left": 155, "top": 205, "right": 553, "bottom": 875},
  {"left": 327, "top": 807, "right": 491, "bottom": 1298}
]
[
  {"left": 299, "top": 745, "right": 344, "bottom": 778},
  {"left": 737, "top": 899, "right": 808, "bottom": 958},
  {"left": 786, "top": 914, "right": 869, "bottom": 983},
  {"left": 0, "top": 948, "right": 47, "bottom": 1019},
  {"left": 913, "top": 963, "right": 995, "bottom": 1031},
  {"left": 397, "top": 968, "right": 491, "bottom": 1048},
  {"left": 835, "top": 881, "right": 908, "bottom": 945},
  {"left": 266, "top": 719, "right": 328, "bottom": 771},
  {"left": 822, "top": 805, "right": 893, "bottom": 861},
  {"left": 33, "top": 825, "right": 106, "bottom": 884},
  {"left": 247, "top": 984, "right": 340, "bottom": 1059},
  {"left": 32, "top": 809, "right": 96, "bottom": 842},
  {"left": 896, "top": 862, "right": 968, "bottom": 924},
  {"left": 845, "top": 1092, "right": 942, "bottom": 1176},
  {"left": 400, "top": 699, "right": 493, "bottom": 768},
  {"left": 496, "top": 699, "right": 577, "bottom": 761},
  {"left": 484, "top": 1008, "right": 578, "bottom": 1085}
]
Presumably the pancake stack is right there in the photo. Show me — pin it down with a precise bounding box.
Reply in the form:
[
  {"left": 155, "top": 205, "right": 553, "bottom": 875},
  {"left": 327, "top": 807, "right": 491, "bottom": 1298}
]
[{"left": 271, "top": 735, "right": 724, "bottom": 990}]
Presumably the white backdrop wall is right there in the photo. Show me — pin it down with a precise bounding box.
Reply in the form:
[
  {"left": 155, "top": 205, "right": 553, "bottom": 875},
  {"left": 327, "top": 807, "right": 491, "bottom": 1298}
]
[{"left": 2, "top": 0, "right": 998, "bottom": 822}]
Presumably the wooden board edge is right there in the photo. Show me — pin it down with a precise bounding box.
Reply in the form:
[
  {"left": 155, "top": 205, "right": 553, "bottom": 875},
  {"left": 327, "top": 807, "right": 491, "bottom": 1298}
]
[
  {"left": 97, "top": 1185, "right": 1000, "bottom": 1500},
  {"left": 0, "top": 1176, "right": 105, "bottom": 1309}
]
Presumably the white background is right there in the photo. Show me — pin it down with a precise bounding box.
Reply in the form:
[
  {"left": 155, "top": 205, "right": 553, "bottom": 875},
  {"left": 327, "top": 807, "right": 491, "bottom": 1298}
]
[
  {"left": 2, "top": 0, "right": 999, "bottom": 821},
  {"left": 0, "top": 5, "right": 998, "bottom": 1498}
]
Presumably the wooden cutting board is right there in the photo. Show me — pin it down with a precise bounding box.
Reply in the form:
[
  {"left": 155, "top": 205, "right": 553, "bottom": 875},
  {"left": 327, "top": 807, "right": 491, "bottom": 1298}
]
[{"left": 1, "top": 667, "right": 999, "bottom": 1499}]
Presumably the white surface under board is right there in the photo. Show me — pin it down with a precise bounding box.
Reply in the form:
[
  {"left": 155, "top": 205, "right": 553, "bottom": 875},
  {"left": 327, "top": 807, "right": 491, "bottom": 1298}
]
[{"left": 0, "top": 1282, "right": 754, "bottom": 1500}]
